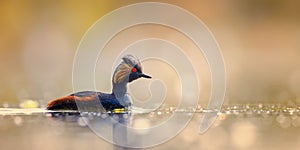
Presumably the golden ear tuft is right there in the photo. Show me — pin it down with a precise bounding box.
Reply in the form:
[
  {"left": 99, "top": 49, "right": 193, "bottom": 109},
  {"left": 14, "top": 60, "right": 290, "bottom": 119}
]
[{"left": 113, "top": 63, "right": 131, "bottom": 83}]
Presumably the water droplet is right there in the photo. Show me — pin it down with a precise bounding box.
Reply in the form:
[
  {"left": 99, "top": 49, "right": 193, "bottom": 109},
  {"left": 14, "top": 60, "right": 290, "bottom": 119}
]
[
  {"left": 276, "top": 115, "right": 291, "bottom": 128},
  {"left": 123, "top": 114, "right": 129, "bottom": 119},
  {"left": 233, "top": 110, "right": 240, "bottom": 115},
  {"left": 276, "top": 114, "right": 286, "bottom": 124},
  {"left": 54, "top": 113, "right": 61, "bottom": 117},
  {"left": 101, "top": 113, "right": 108, "bottom": 119},
  {"left": 246, "top": 110, "right": 253, "bottom": 115},
  {"left": 96, "top": 112, "right": 101, "bottom": 117},
  {"left": 113, "top": 115, "right": 119, "bottom": 120},
  {"left": 157, "top": 111, "right": 162, "bottom": 115},
  {"left": 149, "top": 112, "right": 155, "bottom": 118},
  {"left": 77, "top": 117, "right": 89, "bottom": 127},
  {"left": 88, "top": 114, "right": 94, "bottom": 120},
  {"left": 218, "top": 113, "right": 227, "bottom": 121},
  {"left": 245, "top": 105, "right": 250, "bottom": 109},
  {"left": 262, "top": 111, "right": 270, "bottom": 118},
  {"left": 45, "top": 113, "right": 52, "bottom": 117},
  {"left": 169, "top": 107, "right": 175, "bottom": 112},
  {"left": 14, "top": 116, "right": 23, "bottom": 126},
  {"left": 2, "top": 102, "right": 9, "bottom": 108},
  {"left": 225, "top": 110, "right": 231, "bottom": 115}
]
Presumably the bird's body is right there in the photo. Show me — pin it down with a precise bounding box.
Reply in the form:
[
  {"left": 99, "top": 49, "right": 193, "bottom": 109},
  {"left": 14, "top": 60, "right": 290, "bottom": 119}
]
[
  {"left": 47, "top": 91, "right": 125, "bottom": 111},
  {"left": 46, "top": 55, "right": 151, "bottom": 112}
]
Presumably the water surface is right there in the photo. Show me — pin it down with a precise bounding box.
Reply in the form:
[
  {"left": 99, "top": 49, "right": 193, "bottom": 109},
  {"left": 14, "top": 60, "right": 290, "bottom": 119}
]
[{"left": 1, "top": 105, "right": 300, "bottom": 150}]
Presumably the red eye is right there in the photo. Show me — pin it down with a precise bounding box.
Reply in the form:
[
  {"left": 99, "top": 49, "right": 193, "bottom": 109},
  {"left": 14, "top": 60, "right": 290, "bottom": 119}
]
[{"left": 132, "top": 68, "right": 137, "bottom": 73}]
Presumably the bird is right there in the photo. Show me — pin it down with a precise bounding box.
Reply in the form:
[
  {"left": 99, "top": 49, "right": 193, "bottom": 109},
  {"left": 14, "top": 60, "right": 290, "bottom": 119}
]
[{"left": 46, "top": 54, "right": 151, "bottom": 112}]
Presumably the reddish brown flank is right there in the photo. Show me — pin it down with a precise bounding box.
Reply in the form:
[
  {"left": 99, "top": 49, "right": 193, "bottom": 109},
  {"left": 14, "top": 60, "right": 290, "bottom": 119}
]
[
  {"left": 47, "top": 96, "right": 75, "bottom": 109},
  {"left": 46, "top": 94, "right": 98, "bottom": 110}
]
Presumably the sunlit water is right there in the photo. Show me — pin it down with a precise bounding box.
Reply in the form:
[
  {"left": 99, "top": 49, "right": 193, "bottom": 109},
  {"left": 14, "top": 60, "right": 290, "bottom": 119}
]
[{"left": 1, "top": 104, "right": 300, "bottom": 150}]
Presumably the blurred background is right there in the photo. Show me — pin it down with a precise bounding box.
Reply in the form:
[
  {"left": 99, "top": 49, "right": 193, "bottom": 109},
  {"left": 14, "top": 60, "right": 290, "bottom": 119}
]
[
  {"left": 1, "top": 0, "right": 300, "bottom": 106},
  {"left": 1, "top": 0, "right": 300, "bottom": 150}
]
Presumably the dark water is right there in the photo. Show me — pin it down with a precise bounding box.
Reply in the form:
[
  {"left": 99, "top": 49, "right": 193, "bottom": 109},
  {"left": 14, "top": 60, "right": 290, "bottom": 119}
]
[{"left": 1, "top": 105, "right": 300, "bottom": 150}]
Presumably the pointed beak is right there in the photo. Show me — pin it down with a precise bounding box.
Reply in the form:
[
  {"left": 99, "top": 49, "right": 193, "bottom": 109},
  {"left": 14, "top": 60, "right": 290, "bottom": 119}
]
[{"left": 139, "top": 73, "right": 152, "bottom": 79}]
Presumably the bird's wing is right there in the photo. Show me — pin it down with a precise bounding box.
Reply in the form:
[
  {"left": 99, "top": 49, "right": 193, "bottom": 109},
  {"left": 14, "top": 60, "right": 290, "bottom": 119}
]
[{"left": 47, "top": 92, "right": 99, "bottom": 110}]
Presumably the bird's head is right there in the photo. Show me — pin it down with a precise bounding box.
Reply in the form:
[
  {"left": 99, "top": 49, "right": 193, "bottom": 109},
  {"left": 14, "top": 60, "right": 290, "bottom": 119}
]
[{"left": 113, "top": 55, "right": 151, "bottom": 84}]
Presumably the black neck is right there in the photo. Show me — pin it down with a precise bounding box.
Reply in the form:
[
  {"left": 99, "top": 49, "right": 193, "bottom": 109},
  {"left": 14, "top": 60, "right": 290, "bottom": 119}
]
[{"left": 112, "top": 82, "right": 127, "bottom": 98}]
